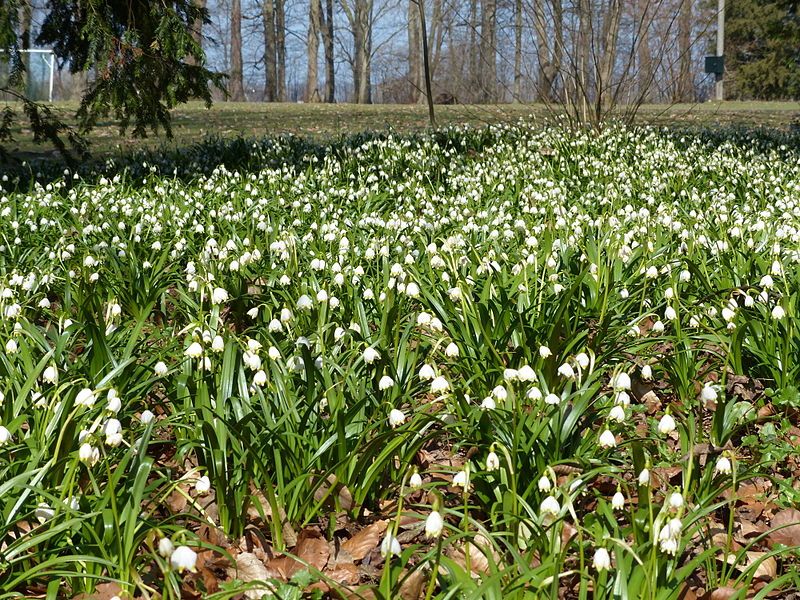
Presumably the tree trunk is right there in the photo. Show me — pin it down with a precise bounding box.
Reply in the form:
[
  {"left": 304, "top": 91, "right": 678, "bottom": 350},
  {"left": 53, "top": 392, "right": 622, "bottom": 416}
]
[
  {"left": 188, "top": 0, "right": 206, "bottom": 65},
  {"left": 229, "top": 0, "right": 245, "bottom": 101},
  {"left": 676, "top": 0, "right": 693, "bottom": 102},
  {"left": 19, "top": 0, "right": 32, "bottom": 95},
  {"left": 534, "top": 0, "right": 551, "bottom": 101},
  {"left": 513, "top": 0, "right": 523, "bottom": 101},
  {"left": 552, "top": 0, "right": 563, "bottom": 101},
  {"left": 479, "top": 0, "right": 497, "bottom": 101},
  {"left": 576, "top": 0, "right": 591, "bottom": 109},
  {"left": 598, "top": 0, "right": 622, "bottom": 111},
  {"left": 322, "top": 0, "right": 336, "bottom": 102},
  {"left": 307, "top": 0, "right": 322, "bottom": 101},
  {"left": 354, "top": 0, "right": 372, "bottom": 103},
  {"left": 263, "top": 0, "right": 277, "bottom": 101},
  {"left": 276, "top": 0, "right": 287, "bottom": 100},
  {"left": 408, "top": 0, "right": 421, "bottom": 103},
  {"left": 635, "top": 0, "right": 653, "bottom": 102},
  {"left": 468, "top": 0, "right": 479, "bottom": 99}
]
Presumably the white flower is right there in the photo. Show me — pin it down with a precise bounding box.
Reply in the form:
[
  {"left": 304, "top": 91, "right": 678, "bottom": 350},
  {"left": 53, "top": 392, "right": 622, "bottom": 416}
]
[
  {"left": 409, "top": 471, "right": 423, "bottom": 489},
  {"left": 5, "top": 339, "right": 17, "bottom": 354},
  {"left": 599, "top": 429, "right": 616, "bottom": 448},
  {"left": 593, "top": 547, "right": 611, "bottom": 571},
  {"left": 760, "top": 274, "right": 774, "bottom": 289},
  {"left": 540, "top": 495, "right": 560, "bottom": 517},
  {"left": 772, "top": 305, "right": 786, "bottom": 320},
  {"left": 527, "top": 387, "right": 543, "bottom": 401},
  {"left": 425, "top": 510, "right": 444, "bottom": 538},
  {"left": 517, "top": 365, "right": 536, "bottom": 382},
  {"left": 539, "top": 346, "right": 552, "bottom": 359},
  {"left": 140, "top": 410, "right": 155, "bottom": 424},
  {"left": 503, "top": 368, "right": 519, "bottom": 382},
  {"left": 170, "top": 546, "right": 198, "bottom": 572},
  {"left": 419, "top": 364, "right": 436, "bottom": 380},
  {"left": 700, "top": 384, "right": 718, "bottom": 403},
  {"left": 480, "top": 396, "right": 496, "bottom": 410},
  {"left": 363, "top": 347, "right": 380, "bottom": 364},
  {"left": 379, "top": 375, "right": 395, "bottom": 391},
  {"left": 211, "top": 335, "right": 225, "bottom": 352},
  {"left": 444, "top": 342, "right": 459, "bottom": 358},
  {"left": 575, "top": 353, "right": 590, "bottom": 369},
  {"left": 611, "top": 491, "right": 625, "bottom": 510},
  {"left": 557, "top": 363, "right": 575, "bottom": 379},
  {"left": 641, "top": 365, "right": 653, "bottom": 380},
  {"left": 211, "top": 287, "right": 229, "bottom": 304},
  {"left": 268, "top": 346, "right": 281, "bottom": 360},
  {"left": 253, "top": 370, "right": 267, "bottom": 387},
  {"left": 154, "top": 361, "right": 168, "bottom": 376},
  {"left": 185, "top": 342, "right": 203, "bottom": 358},
  {"left": 79, "top": 443, "right": 99, "bottom": 466},
  {"left": 485, "top": 451, "right": 500, "bottom": 471},
  {"left": 297, "top": 295, "right": 313, "bottom": 311},
  {"left": 405, "top": 282, "right": 420, "bottom": 297},
  {"left": 159, "top": 537, "right": 175, "bottom": 557},
  {"left": 195, "top": 475, "right": 211, "bottom": 495},
  {"left": 608, "top": 405, "right": 626, "bottom": 423},
  {"left": 42, "top": 365, "right": 58, "bottom": 384},
  {"left": 75, "top": 388, "right": 96, "bottom": 407},
  {"left": 35, "top": 502, "right": 54, "bottom": 524},
  {"left": 106, "top": 389, "right": 122, "bottom": 413},
  {"left": 388, "top": 408, "right": 406, "bottom": 427},
  {"left": 665, "top": 306, "right": 677, "bottom": 321},
  {"left": 538, "top": 476, "right": 551, "bottom": 492},
  {"left": 638, "top": 468, "right": 650, "bottom": 486},
  {"left": 657, "top": 414, "right": 676, "bottom": 435},
  {"left": 714, "top": 455, "right": 732, "bottom": 476},
  {"left": 668, "top": 492, "right": 684, "bottom": 510},
  {"left": 544, "top": 393, "right": 560, "bottom": 405},
  {"left": 452, "top": 470, "right": 468, "bottom": 487},
  {"left": 611, "top": 372, "right": 631, "bottom": 391},
  {"left": 316, "top": 289, "right": 329, "bottom": 303},
  {"left": 0, "top": 425, "right": 12, "bottom": 445},
  {"left": 380, "top": 533, "right": 402, "bottom": 557},
  {"left": 430, "top": 376, "right": 449, "bottom": 394},
  {"left": 652, "top": 320, "right": 665, "bottom": 334},
  {"left": 416, "top": 312, "right": 432, "bottom": 326},
  {"left": 492, "top": 385, "right": 508, "bottom": 400}
]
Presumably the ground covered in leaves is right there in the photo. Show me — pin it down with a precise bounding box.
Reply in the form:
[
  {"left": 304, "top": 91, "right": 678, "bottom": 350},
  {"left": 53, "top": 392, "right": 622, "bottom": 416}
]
[{"left": 1, "top": 124, "right": 800, "bottom": 599}]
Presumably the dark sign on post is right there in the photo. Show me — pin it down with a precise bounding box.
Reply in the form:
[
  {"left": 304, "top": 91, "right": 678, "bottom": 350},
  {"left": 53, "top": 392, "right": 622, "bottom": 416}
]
[{"left": 705, "top": 55, "right": 725, "bottom": 76}]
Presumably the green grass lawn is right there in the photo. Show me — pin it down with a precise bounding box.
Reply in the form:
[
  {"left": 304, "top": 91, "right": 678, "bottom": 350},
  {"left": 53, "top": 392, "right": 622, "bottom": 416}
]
[{"left": 3, "top": 100, "right": 799, "bottom": 161}]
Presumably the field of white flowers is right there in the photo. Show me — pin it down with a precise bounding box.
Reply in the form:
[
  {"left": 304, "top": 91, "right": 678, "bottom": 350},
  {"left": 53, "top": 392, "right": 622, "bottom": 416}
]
[{"left": 1, "top": 124, "right": 799, "bottom": 599}]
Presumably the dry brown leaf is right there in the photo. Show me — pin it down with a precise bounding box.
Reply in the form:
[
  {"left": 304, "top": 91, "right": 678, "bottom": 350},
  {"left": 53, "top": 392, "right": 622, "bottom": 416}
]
[
  {"left": 341, "top": 520, "right": 388, "bottom": 561},
  {"left": 767, "top": 508, "right": 800, "bottom": 547},
  {"left": 313, "top": 474, "right": 354, "bottom": 511},
  {"left": 722, "top": 551, "right": 777, "bottom": 580},
  {"left": 706, "top": 587, "right": 739, "bottom": 600},
  {"left": 398, "top": 568, "right": 426, "bottom": 600},
  {"left": 247, "top": 490, "right": 298, "bottom": 547},
  {"left": 73, "top": 583, "right": 123, "bottom": 600},
  {"left": 228, "top": 552, "right": 277, "bottom": 599},
  {"left": 325, "top": 562, "right": 360, "bottom": 585},
  {"left": 270, "top": 527, "right": 330, "bottom": 579}
]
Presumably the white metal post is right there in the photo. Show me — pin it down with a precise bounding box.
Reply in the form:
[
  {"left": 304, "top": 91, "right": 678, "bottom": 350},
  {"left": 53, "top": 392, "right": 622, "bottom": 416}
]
[{"left": 48, "top": 53, "right": 55, "bottom": 102}]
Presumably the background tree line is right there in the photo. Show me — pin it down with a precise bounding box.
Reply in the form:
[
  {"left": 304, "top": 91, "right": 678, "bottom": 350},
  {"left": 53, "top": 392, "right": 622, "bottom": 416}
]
[{"left": 1, "top": 0, "right": 798, "bottom": 150}]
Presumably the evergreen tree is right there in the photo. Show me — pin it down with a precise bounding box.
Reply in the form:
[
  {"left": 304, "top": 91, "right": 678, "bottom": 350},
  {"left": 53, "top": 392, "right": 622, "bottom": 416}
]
[
  {"left": 0, "top": 0, "right": 223, "bottom": 159},
  {"left": 725, "top": 0, "right": 800, "bottom": 100}
]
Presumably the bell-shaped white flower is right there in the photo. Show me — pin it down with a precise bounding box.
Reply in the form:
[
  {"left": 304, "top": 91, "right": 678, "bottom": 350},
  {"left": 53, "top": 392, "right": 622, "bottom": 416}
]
[
  {"left": 170, "top": 546, "right": 198, "bottom": 572},
  {"left": 593, "top": 547, "right": 611, "bottom": 571},
  {"left": 425, "top": 510, "right": 444, "bottom": 538},
  {"left": 388, "top": 408, "right": 406, "bottom": 427}
]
